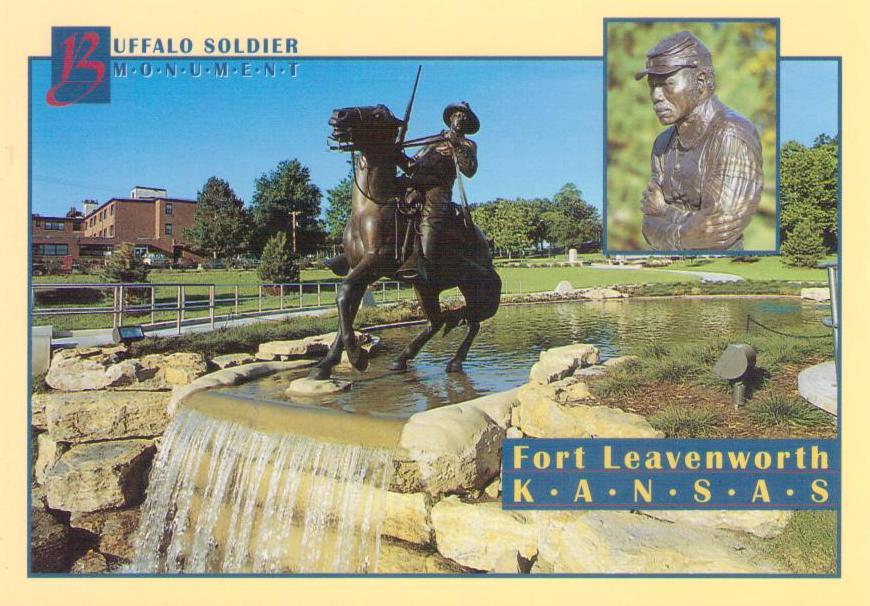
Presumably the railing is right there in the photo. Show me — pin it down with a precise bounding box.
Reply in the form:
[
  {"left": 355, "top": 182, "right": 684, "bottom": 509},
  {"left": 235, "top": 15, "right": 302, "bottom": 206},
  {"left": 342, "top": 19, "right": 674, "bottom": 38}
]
[{"left": 31, "top": 280, "right": 410, "bottom": 334}]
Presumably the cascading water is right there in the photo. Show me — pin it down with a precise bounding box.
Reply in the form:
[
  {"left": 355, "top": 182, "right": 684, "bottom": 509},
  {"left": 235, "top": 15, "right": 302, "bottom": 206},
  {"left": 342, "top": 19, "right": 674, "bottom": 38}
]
[{"left": 129, "top": 407, "right": 394, "bottom": 574}]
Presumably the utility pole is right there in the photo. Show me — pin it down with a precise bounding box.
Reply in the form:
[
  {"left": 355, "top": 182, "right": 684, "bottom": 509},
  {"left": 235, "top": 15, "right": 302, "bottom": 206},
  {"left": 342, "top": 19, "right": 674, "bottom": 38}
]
[{"left": 288, "top": 211, "right": 300, "bottom": 254}]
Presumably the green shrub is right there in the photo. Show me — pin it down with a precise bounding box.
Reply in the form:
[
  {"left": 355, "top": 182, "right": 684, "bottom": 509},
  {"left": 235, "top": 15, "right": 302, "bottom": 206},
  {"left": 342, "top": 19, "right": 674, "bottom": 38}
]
[
  {"left": 258, "top": 232, "right": 300, "bottom": 283},
  {"left": 745, "top": 395, "right": 833, "bottom": 427},
  {"left": 649, "top": 405, "right": 721, "bottom": 438},
  {"left": 103, "top": 242, "right": 149, "bottom": 283},
  {"left": 782, "top": 220, "right": 827, "bottom": 268}
]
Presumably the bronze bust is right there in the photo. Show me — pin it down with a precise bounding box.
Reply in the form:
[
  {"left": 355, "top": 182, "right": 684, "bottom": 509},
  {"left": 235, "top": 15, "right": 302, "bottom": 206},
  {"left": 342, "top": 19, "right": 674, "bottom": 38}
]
[{"left": 636, "top": 31, "right": 764, "bottom": 250}]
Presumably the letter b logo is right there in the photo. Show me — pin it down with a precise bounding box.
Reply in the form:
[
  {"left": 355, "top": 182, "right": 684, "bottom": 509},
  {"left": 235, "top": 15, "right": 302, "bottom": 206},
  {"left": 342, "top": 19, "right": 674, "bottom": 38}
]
[{"left": 47, "top": 27, "right": 111, "bottom": 106}]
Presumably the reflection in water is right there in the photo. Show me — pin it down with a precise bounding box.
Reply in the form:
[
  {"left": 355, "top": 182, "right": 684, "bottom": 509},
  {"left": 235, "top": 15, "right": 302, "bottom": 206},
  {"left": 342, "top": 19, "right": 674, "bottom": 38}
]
[{"left": 217, "top": 298, "right": 825, "bottom": 418}]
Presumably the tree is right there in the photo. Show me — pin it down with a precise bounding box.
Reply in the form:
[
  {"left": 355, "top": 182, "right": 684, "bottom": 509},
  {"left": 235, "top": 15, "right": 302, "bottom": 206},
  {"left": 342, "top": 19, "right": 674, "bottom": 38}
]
[
  {"left": 782, "top": 219, "right": 826, "bottom": 268},
  {"left": 251, "top": 159, "right": 324, "bottom": 254},
  {"left": 103, "top": 243, "right": 149, "bottom": 283},
  {"left": 324, "top": 171, "right": 353, "bottom": 244},
  {"left": 780, "top": 136, "right": 839, "bottom": 252},
  {"left": 258, "top": 232, "right": 299, "bottom": 283},
  {"left": 546, "top": 183, "right": 602, "bottom": 249},
  {"left": 183, "top": 177, "right": 252, "bottom": 259}
]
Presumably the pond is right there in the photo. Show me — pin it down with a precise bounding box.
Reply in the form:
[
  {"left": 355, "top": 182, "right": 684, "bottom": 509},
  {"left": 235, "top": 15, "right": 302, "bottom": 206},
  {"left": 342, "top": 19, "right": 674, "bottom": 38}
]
[{"left": 215, "top": 297, "right": 828, "bottom": 418}]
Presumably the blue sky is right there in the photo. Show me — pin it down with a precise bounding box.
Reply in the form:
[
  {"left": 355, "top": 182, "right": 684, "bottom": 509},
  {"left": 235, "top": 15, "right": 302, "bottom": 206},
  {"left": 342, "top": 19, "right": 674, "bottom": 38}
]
[{"left": 30, "top": 57, "right": 838, "bottom": 217}]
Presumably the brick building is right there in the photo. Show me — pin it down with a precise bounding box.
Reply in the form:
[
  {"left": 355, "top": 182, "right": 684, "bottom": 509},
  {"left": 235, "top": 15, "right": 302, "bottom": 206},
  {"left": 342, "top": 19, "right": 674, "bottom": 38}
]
[{"left": 32, "top": 186, "right": 199, "bottom": 271}]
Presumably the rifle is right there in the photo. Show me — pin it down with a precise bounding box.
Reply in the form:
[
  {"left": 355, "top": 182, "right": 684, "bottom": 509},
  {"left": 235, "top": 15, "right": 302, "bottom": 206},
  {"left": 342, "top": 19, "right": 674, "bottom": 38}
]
[{"left": 396, "top": 65, "right": 422, "bottom": 147}]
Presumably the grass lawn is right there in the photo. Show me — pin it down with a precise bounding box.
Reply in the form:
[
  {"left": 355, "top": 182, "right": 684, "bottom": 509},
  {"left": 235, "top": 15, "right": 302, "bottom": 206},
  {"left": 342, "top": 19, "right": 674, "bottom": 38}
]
[
  {"left": 665, "top": 256, "right": 835, "bottom": 281},
  {"left": 497, "top": 266, "right": 696, "bottom": 293}
]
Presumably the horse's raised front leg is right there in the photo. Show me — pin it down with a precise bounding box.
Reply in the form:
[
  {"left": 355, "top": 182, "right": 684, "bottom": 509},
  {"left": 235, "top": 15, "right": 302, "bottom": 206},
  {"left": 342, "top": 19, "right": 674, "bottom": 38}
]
[
  {"left": 308, "top": 255, "right": 382, "bottom": 380},
  {"left": 446, "top": 320, "right": 481, "bottom": 373},
  {"left": 389, "top": 284, "right": 443, "bottom": 371}
]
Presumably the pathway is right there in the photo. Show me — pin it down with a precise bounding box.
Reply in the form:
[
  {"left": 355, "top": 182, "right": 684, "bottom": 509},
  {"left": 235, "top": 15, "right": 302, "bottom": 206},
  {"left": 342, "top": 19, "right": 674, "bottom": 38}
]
[{"left": 589, "top": 263, "right": 743, "bottom": 283}]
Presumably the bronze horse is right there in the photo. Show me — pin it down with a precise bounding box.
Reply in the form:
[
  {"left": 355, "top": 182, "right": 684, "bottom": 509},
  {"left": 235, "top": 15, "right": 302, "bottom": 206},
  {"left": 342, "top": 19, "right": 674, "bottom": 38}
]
[{"left": 308, "top": 104, "right": 502, "bottom": 380}]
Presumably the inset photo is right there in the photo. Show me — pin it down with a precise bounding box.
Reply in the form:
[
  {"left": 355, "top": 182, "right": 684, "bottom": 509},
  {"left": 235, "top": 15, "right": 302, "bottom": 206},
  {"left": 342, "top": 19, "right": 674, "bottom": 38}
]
[{"left": 604, "top": 19, "right": 779, "bottom": 253}]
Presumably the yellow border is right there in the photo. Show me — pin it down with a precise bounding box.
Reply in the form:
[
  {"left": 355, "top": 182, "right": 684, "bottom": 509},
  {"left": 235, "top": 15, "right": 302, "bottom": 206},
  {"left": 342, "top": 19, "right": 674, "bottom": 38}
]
[{"left": 2, "top": 1, "right": 869, "bottom": 604}]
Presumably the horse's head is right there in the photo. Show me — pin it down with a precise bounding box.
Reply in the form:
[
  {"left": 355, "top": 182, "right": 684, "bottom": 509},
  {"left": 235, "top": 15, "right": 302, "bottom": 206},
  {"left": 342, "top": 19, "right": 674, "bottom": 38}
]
[{"left": 329, "top": 104, "right": 404, "bottom": 149}]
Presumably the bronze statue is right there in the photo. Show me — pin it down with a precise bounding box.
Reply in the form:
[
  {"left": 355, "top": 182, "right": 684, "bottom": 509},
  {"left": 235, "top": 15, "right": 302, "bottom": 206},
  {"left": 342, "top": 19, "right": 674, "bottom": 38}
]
[
  {"left": 636, "top": 31, "right": 764, "bottom": 250},
  {"left": 309, "top": 99, "right": 501, "bottom": 380}
]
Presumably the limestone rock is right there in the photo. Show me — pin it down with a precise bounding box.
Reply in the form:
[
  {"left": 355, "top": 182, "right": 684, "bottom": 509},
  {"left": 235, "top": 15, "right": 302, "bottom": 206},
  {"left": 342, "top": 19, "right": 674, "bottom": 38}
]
[
  {"left": 158, "top": 353, "right": 209, "bottom": 385},
  {"left": 70, "top": 508, "right": 140, "bottom": 560},
  {"left": 31, "top": 507, "right": 70, "bottom": 573},
  {"left": 45, "top": 345, "right": 127, "bottom": 391},
  {"left": 489, "top": 549, "right": 527, "bottom": 573},
  {"left": 514, "top": 383, "right": 662, "bottom": 439},
  {"left": 553, "top": 280, "right": 574, "bottom": 295},
  {"left": 166, "top": 359, "right": 317, "bottom": 415},
  {"left": 536, "top": 510, "right": 779, "bottom": 573},
  {"left": 383, "top": 491, "right": 432, "bottom": 545},
  {"left": 211, "top": 353, "right": 256, "bottom": 369},
  {"left": 259, "top": 332, "right": 369, "bottom": 358},
  {"left": 286, "top": 377, "right": 351, "bottom": 396},
  {"left": 32, "top": 393, "right": 49, "bottom": 430},
  {"left": 801, "top": 287, "right": 830, "bottom": 302},
  {"left": 506, "top": 426, "right": 523, "bottom": 439},
  {"left": 45, "top": 439, "right": 156, "bottom": 513},
  {"left": 430, "top": 498, "right": 780, "bottom": 574},
  {"left": 638, "top": 509, "right": 793, "bottom": 539},
  {"left": 573, "top": 365, "right": 608, "bottom": 378},
  {"left": 580, "top": 287, "right": 625, "bottom": 300},
  {"left": 376, "top": 540, "right": 468, "bottom": 574},
  {"left": 430, "top": 497, "right": 540, "bottom": 571},
  {"left": 530, "top": 344, "right": 599, "bottom": 384},
  {"left": 44, "top": 390, "right": 169, "bottom": 443},
  {"left": 395, "top": 397, "right": 504, "bottom": 496},
  {"left": 71, "top": 549, "right": 108, "bottom": 574},
  {"left": 36, "top": 432, "right": 69, "bottom": 484},
  {"left": 483, "top": 477, "right": 501, "bottom": 499}
]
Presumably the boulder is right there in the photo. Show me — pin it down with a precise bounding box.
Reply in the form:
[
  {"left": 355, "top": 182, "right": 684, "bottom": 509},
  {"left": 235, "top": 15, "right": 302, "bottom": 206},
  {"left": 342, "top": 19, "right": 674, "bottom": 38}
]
[
  {"left": 430, "top": 498, "right": 780, "bottom": 574},
  {"left": 514, "top": 383, "right": 662, "bottom": 439},
  {"left": 35, "top": 432, "right": 69, "bottom": 484},
  {"left": 31, "top": 393, "right": 49, "bottom": 430},
  {"left": 430, "top": 497, "right": 540, "bottom": 571},
  {"left": 489, "top": 549, "right": 529, "bottom": 573},
  {"left": 45, "top": 345, "right": 127, "bottom": 391},
  {"left": 285, "top": 377, "right": 351, "bottom": 396},
  {"left": 259, "top": 332, "right": 369, "bottom": 358},
  {"left": 580, "top": 287, "right": 626, "bottom": 300},
  {"left": 530, "top": 344, "right": 599, "bottom": 385},
  {"left": 45, "top": 439, "right": 156, "bottom": 513},
  {"left": 44, "top": 390, "right": 169, "bottom": 443},
  {"left": 31, "top": 507, "right": 70, "bottom": 573},
  {"left": 71, "top": 549, "right": 108, "bottom": 574},
  {"left": 637, "top": 509, "right": 793, "bottom": 539},
  {"left": 70, "top": 508, "right": 141, "bottom": 560},
  {"left": 45, "top": 347, "right": 207, "bottom": 392},
  {"left": 554, "top": 280, "right": 574, "bottom": 295},
  {"left": 376, "top": 539, "right": 468, "bottom": 574},
  {"left": 801, "top": 287, "right": 831, "bottom": 302},
  {"left": 395, "top": 394, "right": 506, "bottom": 496},
  {"left": 211, "top": 353, "right": 256, "bottom": 369},
  {"left": 383, "top": 491, "right": 432, "bottom": 545}
]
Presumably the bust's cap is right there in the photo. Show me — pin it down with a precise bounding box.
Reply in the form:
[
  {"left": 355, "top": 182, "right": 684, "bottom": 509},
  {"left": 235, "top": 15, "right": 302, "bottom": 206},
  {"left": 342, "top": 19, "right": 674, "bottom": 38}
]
[{"left": 634, "top": 31, "right": 713, "bottom": 80}]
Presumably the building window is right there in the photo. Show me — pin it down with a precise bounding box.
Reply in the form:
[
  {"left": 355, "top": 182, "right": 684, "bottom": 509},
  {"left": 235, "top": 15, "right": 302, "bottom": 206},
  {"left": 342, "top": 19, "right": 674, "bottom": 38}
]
[
  {"left": 164, "top": 223, "right": 173, "bottom": 235},
  {"left": 109, "top": 225, "right": 115, "bottom": 237},
  {"left": 44, "top": 221, "right": 65, "bottom": 231},
  {"left": 72, "top": 222, "right": 81, "bottom": 231},
  {"left": 110, "top": 205, "right": 114, "bottom": 215},
  {"left": 37, "top": 244, "right": 69, "bottom": 256},
  {"left": 165, "top": 202, "right": 173, "bottom": 215}
]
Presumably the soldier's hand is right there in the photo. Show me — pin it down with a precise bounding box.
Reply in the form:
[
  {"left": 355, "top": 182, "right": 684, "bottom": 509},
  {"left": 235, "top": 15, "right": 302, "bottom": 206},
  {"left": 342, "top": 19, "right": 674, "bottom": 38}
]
[
  {"left": 641, "top": 181, "right": 667, "bottom": 216},
  {"left": 679, "top": 211, "right": 743, "bottom": 249}
]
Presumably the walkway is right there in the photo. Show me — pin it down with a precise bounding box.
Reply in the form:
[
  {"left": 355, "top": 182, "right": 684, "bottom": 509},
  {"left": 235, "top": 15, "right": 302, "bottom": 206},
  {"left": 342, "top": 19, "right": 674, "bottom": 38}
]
[{"left": 589, "top": 264, "right": 743, "bottom": 283}]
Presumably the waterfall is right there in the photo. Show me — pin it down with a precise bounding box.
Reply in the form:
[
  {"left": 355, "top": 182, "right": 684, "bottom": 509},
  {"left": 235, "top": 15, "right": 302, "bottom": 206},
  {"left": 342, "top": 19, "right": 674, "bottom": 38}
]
[{"left": 129, "top": 408, "right": 394, "bottom": 573}]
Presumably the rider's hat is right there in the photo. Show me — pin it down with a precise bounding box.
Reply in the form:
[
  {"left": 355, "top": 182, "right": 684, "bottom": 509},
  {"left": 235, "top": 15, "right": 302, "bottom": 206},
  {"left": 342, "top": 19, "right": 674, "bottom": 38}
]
[
  {"left": 634, "top": 31, "right": 713, "bottom": 80},
  {"left": 443, "top": 101, "right": 480, "bottom": 134}
]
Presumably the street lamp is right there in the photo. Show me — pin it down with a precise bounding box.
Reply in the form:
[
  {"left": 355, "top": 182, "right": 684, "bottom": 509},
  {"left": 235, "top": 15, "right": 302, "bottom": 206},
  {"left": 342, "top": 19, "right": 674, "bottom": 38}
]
[{"left": 288, "top": 211, "right": 300, "bottom": 254}]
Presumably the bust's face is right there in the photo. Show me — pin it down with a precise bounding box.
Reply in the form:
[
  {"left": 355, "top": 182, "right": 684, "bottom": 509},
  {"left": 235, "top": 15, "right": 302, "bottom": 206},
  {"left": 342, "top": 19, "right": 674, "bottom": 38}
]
[
  {"left": 449, "top": 110, "right": 469, "bottom": 131},
  {"left": 647, "top": 69, "right": 705, "bottom": 125}
]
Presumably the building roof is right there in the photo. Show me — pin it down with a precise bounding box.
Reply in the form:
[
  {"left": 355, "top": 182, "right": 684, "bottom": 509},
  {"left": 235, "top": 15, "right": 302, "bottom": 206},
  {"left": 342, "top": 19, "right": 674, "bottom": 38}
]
[{"left": 83, "top": 196, "right": 196, "bottom": 219}]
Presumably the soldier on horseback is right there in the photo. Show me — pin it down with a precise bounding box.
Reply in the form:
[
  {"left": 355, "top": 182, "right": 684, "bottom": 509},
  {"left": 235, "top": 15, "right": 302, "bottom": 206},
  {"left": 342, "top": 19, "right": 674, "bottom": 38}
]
[{"left": 396, "top": 102, "right": 490, "bottom": 285}]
